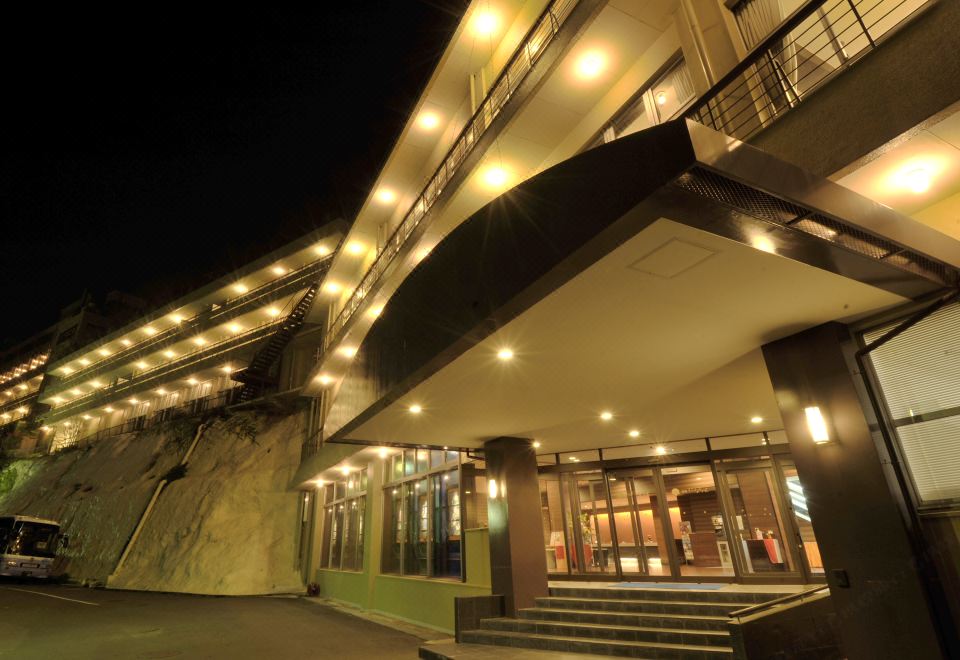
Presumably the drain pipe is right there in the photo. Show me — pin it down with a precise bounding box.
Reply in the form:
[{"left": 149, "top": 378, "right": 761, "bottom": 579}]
[{"left": 108, "top": 422, "right": 209, "bottom": 582}]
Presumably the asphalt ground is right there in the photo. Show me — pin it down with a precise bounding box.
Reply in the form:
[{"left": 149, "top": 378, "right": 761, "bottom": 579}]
[{"left": 0, "top": 580, "right": 430, "bottom": 659}]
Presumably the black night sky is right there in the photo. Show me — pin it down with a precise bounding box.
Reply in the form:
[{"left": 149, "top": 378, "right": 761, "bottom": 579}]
[{"left": 0, "top": 4, "right": 461, "bottom": 348}]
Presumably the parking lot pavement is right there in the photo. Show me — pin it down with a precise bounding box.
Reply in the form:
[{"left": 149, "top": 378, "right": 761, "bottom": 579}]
[{"left": 0, "top": 581, "right": 431, "bottom": 659}]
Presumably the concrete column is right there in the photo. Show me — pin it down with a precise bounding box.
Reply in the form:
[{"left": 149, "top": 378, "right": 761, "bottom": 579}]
[
  {"left": 484, "top": 437, "right": 548, "bottom": 615},
  {"left": 762, "top": 322, "right": 946, "bottom": 659}
]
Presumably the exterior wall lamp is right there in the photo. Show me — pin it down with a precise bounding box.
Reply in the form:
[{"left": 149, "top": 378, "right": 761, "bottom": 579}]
[{"left": 804, "top": 405, "right": 831, "bottom": 444}]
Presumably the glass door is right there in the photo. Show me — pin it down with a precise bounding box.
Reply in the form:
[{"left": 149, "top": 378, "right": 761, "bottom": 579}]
[
  {"left": 565, "top": 471, "right": 617, "bottom": 576},
  {"left": 716, "top": 459, "right": 807, "bottom": 580},
  {"left": 607, "top": 468, "right": 672, "bottom": 577},
  {"left": 777, "top": 458, "right": 826, "bottom": 580}
]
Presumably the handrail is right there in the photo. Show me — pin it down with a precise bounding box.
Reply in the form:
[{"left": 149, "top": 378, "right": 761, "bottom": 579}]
[
  {"left": 686, "top": 0, "right": 934, "bottom": 141},
  {"left": 320, "top": 0, "right": 581, "bottom": 356},
  {"left": 729, "top": 585, "right": 829, "bottom": 620},
  {"left": 51, "top": 254, "right": 333, "bottom": 388}
]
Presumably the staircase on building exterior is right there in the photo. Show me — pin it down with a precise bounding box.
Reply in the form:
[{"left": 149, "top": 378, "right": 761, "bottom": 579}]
[
  {"left": 444, "top": 585, "right": 792, "bottom": 659},
  {"left": 231, "top": 282, "right": 319, "bottom": 402}
]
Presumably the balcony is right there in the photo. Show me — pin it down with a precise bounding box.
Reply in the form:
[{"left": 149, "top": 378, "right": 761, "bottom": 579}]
[
  {"left": 47, "top": 254, "right": 332, "bottom": 395},
  {"left": 319, "top": 0, "right": 586, "bottom": 359}
]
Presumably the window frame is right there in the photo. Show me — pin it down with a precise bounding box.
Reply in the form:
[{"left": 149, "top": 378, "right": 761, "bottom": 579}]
[{"left": 320, "top": 468, "right": 368, "bottom": 572}]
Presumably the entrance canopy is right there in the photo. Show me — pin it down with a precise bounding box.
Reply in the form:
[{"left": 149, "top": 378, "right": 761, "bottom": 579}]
[{"left": 322, "top": 120, "right": 960, "bottom": 452}]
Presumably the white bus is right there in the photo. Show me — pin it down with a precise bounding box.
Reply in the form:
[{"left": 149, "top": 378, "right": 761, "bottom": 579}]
[{"left": 0, "top": 515, "right": 65, "bottom": 579}]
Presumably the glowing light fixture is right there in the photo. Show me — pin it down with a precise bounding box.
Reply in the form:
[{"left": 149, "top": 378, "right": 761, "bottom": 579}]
[
  {"left": 228, "top": 323, "right": 242, "bottom": 334},
  {"left": 104, "top": 407, "right": 114, "bottom": 413},
  {"left": 472, "top": 10, "right": 499, "bottom": 36},
  {"left": 98, "top": 348, "right": 111, "bottom": 357},
  {"left": 233, "top": 283, "right": 249, "bottom": 294},
  {"left": 52, "top": 397, "right": 63, "bottom": 404},
  {"left": 417, "top": 111, "right": 440, "bottom": 130},
  {"left": 272, "top": 265, "right": 287, "bottom": 276},
  {"left": 170, "top": 314, "right": 184, "bottom": 324},
  {"left": 408, "top": 404, "right": 422, "bottom": 414},
  {"left": 323, "top": 282, "right": 342, "bottom": 295},
  {"left": 804, "top": 406, "right": 831, "bottom": 444},
  {"left": 346, "top": 241, "right": 366, "bottom": 255},
  {"left": 186, "top": 378, "right": 199, "bottom": 385},
  {"left": 164, "top": 350, "right": 176, "bottom": 358},
  {"left": 193, "top": 337, "right": 207, "bottom": 346},
  {"left": 488, "top": 479, "right": 499, "bottom": 499},
  {"left": 752, "top": 235, "right": 777, "bottom": 254},
  {"left": 18, "top": 383, "right": 28, "bottom": 390},
  {"left": 89, "top": 380, "right": 102, "bottom": 388},
  {"left": 121, "top": 339, "right": 132, "bottom": 347},
  {"left": 62, "top": 367, "right": 74, "bottom": 375},
  {"left": 378, "top": 447, "right": 389, "bottom": 459},
  {"left": 71, "top": 388, "right": 82, "bottom": 396},
  {"left": 497, "top": 348, "right": 514, "bottom": 361},
  {"left": 482, "top": 165, "right": 509, "bottom": 189},
  {"left": 339, "top": 346, "right": 358, "bottom": 359},
  {"left": 532, "top": 441, "right": 541, "bottom": 449},
  {"left": 340, "top": 466, "right": 351, "bottom": 476},
  {"left": 156, "top": 388, "right": 168, "bottom": 395},
  {"left": 375, "top": 188, "right": 397, "bottom": 204},
  {"left": 82, "top": 414, "right": 92, "bottom": 420},
  {"left": 901, "top": 167, "right": 932, "bottom": 194},
  {"left": 129, "top": 398, "right": 139, "bottom": 404},
  {"left": 41, "top": 426, "right": 51, "bottom": 432},
  {"left": 79, "top": 358, "right": 91, "bottom": 366},
  {"left": 17, "top": 407, "right": 28, "bottom": 414},
  {"left": 600, "top": 411, "right": 613, "bottom": 421},
  {"left": 750, "top": 416, "right": 764, "bottom": 424},
  {"left": 656, "top": 91, "right": 668, "bottom": 105},
  {"left": 266, "top": 307, "right": 281, "bottom": 318},
  {"left": 316, "top": 374, "right": 334, "bottom": 386},
  {"left": 135, "top": 361, "right": 148, "bottom": 369},
  {"left": 575, "top": 50, "right": 607, "bottom": 79},
  {"left": 368, "top": 305, "right": 384, "bottom": 319},
  {"left": 143, "top": 326, "right": 158, "bottom": 336},
  {"left": 314, "top": 244, "right": 331, "bottom": 256},
  {"left": 220, "top": 365, "right": 233, "bottom": 374},
  {"left": 654, "top": 445, "right": 667, "bottom": 455},
  {"left": 629, "top": 429, "right": 640, "bottom": 438}
]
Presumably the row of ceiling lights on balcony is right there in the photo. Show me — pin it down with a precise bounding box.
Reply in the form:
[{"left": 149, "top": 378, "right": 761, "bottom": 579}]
[
  {"left": 4, "top": 381, "right": 34, "bottom": 397},
  {"left": 56, "top": 248, "right": 334, "bottom": 378},
  {"left": 0, "top": 406, "right": 30, "bottom": 420},
  {"left": 0, "top": 354, "right": 49, "bottom": 385}
]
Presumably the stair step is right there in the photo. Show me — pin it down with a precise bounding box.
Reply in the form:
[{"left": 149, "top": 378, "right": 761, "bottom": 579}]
[
  {"left": 519, "top": 607, "right": 728, "bottom": 631},
  {"left": 548, "top": 586, "right": 785, "bottom": 605},
  {"left": 480, "top": 617, "right": 729, "bottom": 647},
  {"left": 537, "top": 596, "right": 741, "bottom": 616},
  {"left": 460, "top": 630, "right": 733, "bottom": 658}
]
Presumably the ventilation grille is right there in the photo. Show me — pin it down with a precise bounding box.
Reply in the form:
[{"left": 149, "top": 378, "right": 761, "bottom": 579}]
[{"left": 674, "top": 167, "right": 953, "bottom": 285}]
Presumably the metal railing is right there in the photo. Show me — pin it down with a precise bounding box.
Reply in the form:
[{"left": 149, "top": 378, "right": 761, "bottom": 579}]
[
  {"left": 53, "top": 386, "right": 243, "bottom": 452},
  {"left": 729, "top": 585, "right": 830, "bottom": 621},
  {"left": 687, "top": 0, "right": 933, "bottom": 141},
  {"left": 320, "top": 0, "right": 580, "bottom": 355},
  {"left": 50, "top": 255, "right": 332, "bottom": 391}
]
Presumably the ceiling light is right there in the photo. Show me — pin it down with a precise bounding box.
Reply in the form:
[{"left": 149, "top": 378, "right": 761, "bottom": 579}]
[
  {"left": 82, "top": 415, "right": 92, "bottom": 420},
  {"left": 417, "top": 111, "right": 440, "bottom": 130},
  {"left": 629, "top": 430, "right": 640, "bottom": 438},
  {"left": 340, "top": 466, "right": 351, "bottom": 476},
  {"left": 656, "top": 91, "right": 668, "bottom": 105},
  {"left": 104, "top": 407, "right": 114, "bottom": 413},
  {"left": 600, "top": 411, "right": 613, "bottom": 421},
  {"left": 193, "top": 337, "right": 207, "bottom": 346},
  {"left": 228, "top": 323, "right": 242, "bottom": 333},
  {"left": 121, "top": 339, "right": 132, "bottom": 347},
  {"left": 41, "top": 426, "right": 51, "bottom": 432},
  {"left": 272, "top": 265, "right": 287, "bottom": 275},
  {"left": 751, "top": 235, "right": 777, "bottom": 254},
  {"left": 170, "top": 314, "right": 184, "bottom": 324},
  {"left": 471, "top": 9, "right": 499, "bottom": 36},
  {"left": 17, "top": 407, "right": 28, "bottom": 414},
  {"left": 79, "top": 358, "right": 91, "bottom": 366},
  {"left": 408, "top": 404, "right": 422, "bottom": 414},
  {"left": 374, "top": 188, "right": 397, "bottom": 204},
  {"left": 52, "top": 397, "right": 63, "bottom": 404},
  {"left": 136, "top": 361, "right": 148, "bottom": 369},
  {"left": 378, "top": 447, "right": 389, "bottom": 458},
  {"left": 97, "top": 348, "right": 111, "bottom": 357},
  {"left": 654, "top": 445, "right": 667, "bottom": 455},
  {"left": 129, "top": 398, "right": 139, "bottom": 404},
  {"left": 482, "top": 166, "right": 509, "bottom": 189},
  {"left": 17, "top": 383, "right": 27, "bottom": 390},
  {"left": 497, "top": 348, "right": 514, "bottom": 361},
  {"left": 233, "top": 283, "right": 249, "bottom": 294},
  {"left": 532, "top": 441, "right": 541, "bottom": 449},
  {"left": 266, "top": 307, "right": 281, "bottom": 317},
  {"left": 575, "top": 50, "right": 607, "bottom": 79},
  {"left": 220, "top": 365, "right": 233, "bottom": 374},
  {"left": 569, "top": 456, "right": 580, "bottom": 462},
  {"left": 316, "top": 374, "right": 334, "bottom": 386},
  {"left": 164, "top": 350, "right": 176, "bottom": 358},
  {"left": 901, "top": 167, "right": 932, "bottom": 194},
  {"left": 368, "top": 305, "right": 384, "bottom": 319},
  {"left": 314, "top": 244, "right": 331, "bottom": 256},
  {"left": 323, "top": 282, "right": 342, "bottom": 294},
  {"left": 750, "top": 416, "right": 764, "bottom": 424},
  {"left": 71, "top": 389, "right": 82, "bottom": 396},
  {"left": 62, "top": 367, "right": 73, "bottom": 374},
  {"left": 89, "top": 380, "right": 102, "bottom": 388},
  {"left": 339, "top": 346, "right": 358, "bottom": 359},
  {"left": 143, "top": 326, "right": 157, "bottom": 336},
  {"left": 156, "top": 388, "right": 168, "bottom": 395},
  {"left": 346, "top": 241, "right": 366, "bottom": 255},
  {"left": 187, "top": 378, "right": 198, "bottom": 385}
]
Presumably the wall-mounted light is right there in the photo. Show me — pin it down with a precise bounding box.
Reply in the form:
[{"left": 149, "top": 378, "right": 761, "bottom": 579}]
[
  {"left": 804, "top": 406, "right": 831, "bottom": 444},
  {"left": 488, "top": 479, "right": 499, "bottom": 499}
]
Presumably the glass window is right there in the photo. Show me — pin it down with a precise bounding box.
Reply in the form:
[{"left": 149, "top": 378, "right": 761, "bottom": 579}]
[
  {"left": 725, "top": 468, "right": 795, "bottom": 573},
  {"left": 382, "top": 486, "right": 402, "bottom": 574},
  {"left": 780, "top": 460, "right": 824, "bottom": 575},
  {"left": 432, "top": 470, "right": 461, "bottom": 577},
  {"left": 320, "top": 474, "right": 367, "bottom": 572},
  {"left": 404, "top": 450, "right": 416, "bottom": 476},
  {"left": 540, "top": 476, "right": 570, "bottom": 574},
  {"left": 417, "top": 450, "right": 429, "bottom": 474},
  {"left": 329, "top": 504, "right": 344, "bottom": 568},
  {"left": 404, "top": 478, "right": 429, "bottom": 576}
]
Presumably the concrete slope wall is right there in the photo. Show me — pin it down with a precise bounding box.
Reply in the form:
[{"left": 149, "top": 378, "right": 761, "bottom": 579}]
[
  {"left": 108, "top": 411, "right": 305, "bottom": 596},
  {"left": 0, "top": 424, "right": 189, "bottom": 583}
]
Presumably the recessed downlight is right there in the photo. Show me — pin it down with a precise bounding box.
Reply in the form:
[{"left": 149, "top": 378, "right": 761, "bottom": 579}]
[
  {"left": 628, "top": 430, "right": 640, "bottom": 438},
  {"left": 600, "top": 411, "right": 613, "bottom": 421},
  {"left": 497, "top": 348, "right": 514, "bottom": 361},
  {"left": 408, "top": 404, "right": 422, "bottom": 414}
]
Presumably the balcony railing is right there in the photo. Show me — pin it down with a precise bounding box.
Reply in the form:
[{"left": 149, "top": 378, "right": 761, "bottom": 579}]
[
  {"left": 44, "top": 315, "right": 289, "bottom": 423},
  {"left": 52, "top": 386, "right": 243, "bottom": 452},
  {"left": 51, "top": 255, "right": 331, "bottom": 392},
  {"left": 687, "top": 0, "right": 933, "bottom": 141},
  {"left": 320, "top": 0, "right": 581, "bottom": 355}
]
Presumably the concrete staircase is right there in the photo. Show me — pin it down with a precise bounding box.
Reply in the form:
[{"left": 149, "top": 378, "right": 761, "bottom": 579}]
[{"left": 455, "top": 585, "right": 790, "bottom": 658}]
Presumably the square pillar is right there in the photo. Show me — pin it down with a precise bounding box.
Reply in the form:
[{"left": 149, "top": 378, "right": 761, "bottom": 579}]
[
  {"left": 484, "top": 436, "right": 548, "bottom": 615},
  {"left": 762, "top": 322, "right": 946, "bottom": 659}
]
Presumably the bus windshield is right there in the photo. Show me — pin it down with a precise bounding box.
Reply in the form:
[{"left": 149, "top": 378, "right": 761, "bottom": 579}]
[{"left": 1, "top": 519, "right": 59, "bottom": 559}]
